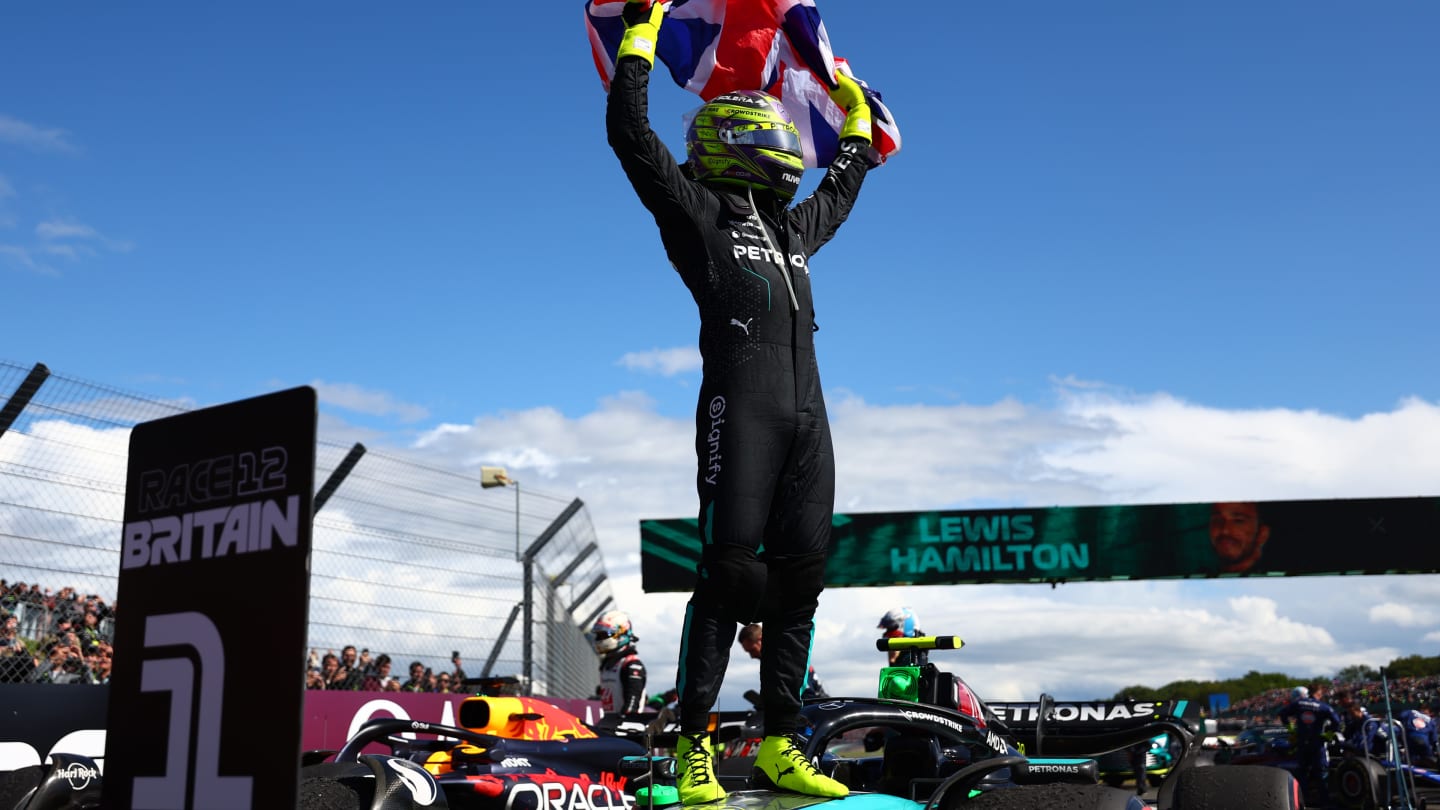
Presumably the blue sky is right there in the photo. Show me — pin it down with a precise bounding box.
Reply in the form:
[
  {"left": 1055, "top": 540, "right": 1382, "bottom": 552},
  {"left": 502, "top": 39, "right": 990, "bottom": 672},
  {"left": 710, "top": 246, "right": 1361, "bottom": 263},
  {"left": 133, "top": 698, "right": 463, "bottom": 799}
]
[{"left": 4, "top": 2, "right": 1439, "bottom": 706}]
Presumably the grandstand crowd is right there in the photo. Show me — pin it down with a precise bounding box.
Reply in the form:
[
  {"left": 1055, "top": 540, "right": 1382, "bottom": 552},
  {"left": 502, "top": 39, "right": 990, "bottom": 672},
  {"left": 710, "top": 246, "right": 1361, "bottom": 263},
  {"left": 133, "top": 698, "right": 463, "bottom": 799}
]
[
  {"left": 1217, "top": 676, "right": 1440, "bottom": 725},
  {"left": 0, "top": 579, "right": 114, "bottom": 684},
  {"left": 0, "top": 579, "right": 474, "bottom": 693},
  {"left": 302, "top": 644, "right": 474, "bottom": 693}
]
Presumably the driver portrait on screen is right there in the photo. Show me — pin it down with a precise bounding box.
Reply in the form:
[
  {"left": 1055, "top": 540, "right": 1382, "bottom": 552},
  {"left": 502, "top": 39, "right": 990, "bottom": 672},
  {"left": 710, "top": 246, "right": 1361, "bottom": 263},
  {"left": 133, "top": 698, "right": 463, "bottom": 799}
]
[{"left": 1208, "top": 501, "right": 1271, "bottom": 573}]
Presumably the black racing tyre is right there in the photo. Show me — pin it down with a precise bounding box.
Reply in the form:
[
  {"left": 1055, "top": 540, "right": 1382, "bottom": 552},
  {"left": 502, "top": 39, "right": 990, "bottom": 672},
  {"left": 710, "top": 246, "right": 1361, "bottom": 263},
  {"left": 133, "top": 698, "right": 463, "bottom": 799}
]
[
  {"left": 299, "top": 773, "right": 371, "bottom": 810},
  {"left": 1169, "top": 764, "right": 1300, "bottom": 810},
  {"left": 0, "top": 765, "right": 42, "bottom": 809},
  {"left": 1331, "top": 756, "right": 1385, "bottom": 810},
  {"left": 298, "top": 756, "right": 448, "bottom": 810},
  {"left": 951, "top": 784, "right": 1139, "bottom": 810}
]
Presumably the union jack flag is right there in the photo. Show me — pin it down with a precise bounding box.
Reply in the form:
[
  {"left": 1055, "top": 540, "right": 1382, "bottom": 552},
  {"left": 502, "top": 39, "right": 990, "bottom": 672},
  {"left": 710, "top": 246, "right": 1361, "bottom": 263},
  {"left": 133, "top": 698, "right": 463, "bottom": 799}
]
[{"left": 585, "top": 0, "right": 901, "bottom": 168}]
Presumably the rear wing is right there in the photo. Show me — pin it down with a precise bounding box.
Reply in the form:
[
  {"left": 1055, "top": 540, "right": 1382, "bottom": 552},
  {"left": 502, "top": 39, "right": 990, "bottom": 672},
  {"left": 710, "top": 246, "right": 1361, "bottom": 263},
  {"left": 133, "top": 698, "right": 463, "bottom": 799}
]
[
  {"left": 990, "top": 698, "right": 1196, "bottom": 732},
  {"left": 989, "top": 697, "right": 1199, "bottom": 757}
]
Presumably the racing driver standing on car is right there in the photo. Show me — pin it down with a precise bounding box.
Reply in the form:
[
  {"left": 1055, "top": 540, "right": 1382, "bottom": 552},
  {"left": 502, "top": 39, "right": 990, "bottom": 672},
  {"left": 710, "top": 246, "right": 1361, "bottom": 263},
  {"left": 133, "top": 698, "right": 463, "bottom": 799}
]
[{"left": 605, "top": 0, "right": 884, "bottom": 804}]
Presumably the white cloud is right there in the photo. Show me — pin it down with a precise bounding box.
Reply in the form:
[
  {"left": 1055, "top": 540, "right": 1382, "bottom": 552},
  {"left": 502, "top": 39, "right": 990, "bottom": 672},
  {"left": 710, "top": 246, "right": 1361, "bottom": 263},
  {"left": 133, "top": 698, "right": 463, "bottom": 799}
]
[
  {"left": 40, "top": 244, "right": 87, "bottom": 259},
  {"left": 618, "top": 346, "right": 703, "bottom": 376},
  {"left": 397, "top": 386, "right": 1440, "bottom": 707},
  {"left": 0, "top": 244, "right": 57, "bottom": 276},
  {"left": 0, "top": 114, "right": 78, "bottom": 154},
  {"left": 1368, "top": 602, "right": 1437, "bottom": 628},
  {"left": 36, "top": 220, "right": 99, "bottom": 241},
  {"left": 1042, "top": 389, "right": 1440, "bottom": 504},
  {"left": 33, "top": 218, "right": 132, "bottom": 254},
  {"left": 310, "top": 380, "right": 431, "bottom": 423}
]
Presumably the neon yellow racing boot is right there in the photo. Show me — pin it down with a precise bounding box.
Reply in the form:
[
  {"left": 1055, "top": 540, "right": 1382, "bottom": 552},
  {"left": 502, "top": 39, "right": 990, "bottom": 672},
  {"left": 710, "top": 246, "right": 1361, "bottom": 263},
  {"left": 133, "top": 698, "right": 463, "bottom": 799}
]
[
  {"left": 752, "top": 735, "right": 849, "bottom": 798},
  {"left": 677, "top": 731, "right": 727, "bottom": 805}
]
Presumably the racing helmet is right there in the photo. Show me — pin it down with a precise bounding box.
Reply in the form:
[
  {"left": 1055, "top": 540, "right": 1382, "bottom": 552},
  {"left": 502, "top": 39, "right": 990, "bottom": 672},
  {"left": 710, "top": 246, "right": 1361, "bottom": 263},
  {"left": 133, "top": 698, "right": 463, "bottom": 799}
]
[
  {"left": 685, "top": 90, "right": 805, "bottom": 202},
  {"left": 878, "top": 607, "right": 918, "bottom": 638},
  {"left": 1291, "top": 686, "right": 1309, "bottom": 700},
  {"left": 591, "top": 610, "right": 635, "bottom": 656}
]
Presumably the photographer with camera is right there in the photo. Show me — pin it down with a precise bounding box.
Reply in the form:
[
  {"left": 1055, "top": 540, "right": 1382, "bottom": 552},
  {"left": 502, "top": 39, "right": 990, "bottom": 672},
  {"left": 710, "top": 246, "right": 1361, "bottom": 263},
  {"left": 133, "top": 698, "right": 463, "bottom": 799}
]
[
  {"left": 0, "top": 612, "right": 33, "bottom": 683},
  {"left": 35, "top": 639, "right": 87, "bottom": 684}
]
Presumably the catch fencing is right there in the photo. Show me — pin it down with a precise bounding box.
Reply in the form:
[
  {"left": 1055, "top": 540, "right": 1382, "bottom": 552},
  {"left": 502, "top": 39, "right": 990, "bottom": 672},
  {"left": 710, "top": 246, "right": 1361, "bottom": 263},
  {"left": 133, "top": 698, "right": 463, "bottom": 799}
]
[{"left": 0, "top": 360, "right": 613, "bottom": 698}]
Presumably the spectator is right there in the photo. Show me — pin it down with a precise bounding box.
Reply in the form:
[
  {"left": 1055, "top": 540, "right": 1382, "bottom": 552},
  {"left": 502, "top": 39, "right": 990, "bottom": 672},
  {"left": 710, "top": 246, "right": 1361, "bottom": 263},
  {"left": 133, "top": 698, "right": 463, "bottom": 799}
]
[
  {"left": 357, "top": 648, "right": 376, "bottom": 680},
  {"left": 85, "top": 642, "right": 112, "bottom": 685},
  {"left": 0, "top": 583, "right": 20, "bottom": 613},
  {"left": 330, "top": 645, "right": 366, "bottom": 690},
  {"left": 319, "top": 652, "right": 343, "bottom": 689},
  {"left": 737, "top": 623, "right": 828, "bottom": 699},
  {"left": 36, "top": 643, "right": 81, "bottom": 684},
  {"left": 54, "top": 587, "right": 83, "bottom": 628},
  {"left": 77, "top": 611, "right": 105, "bottom": 651},
  {"left": 0, "top": 614, "right": 35, "bottom": 683},
  {"left": 433, "top": 672, "right": 455, "bottom": 694},
  {"left": 364, "top": 654, "right": 396, "bottom": 691},
  {"left": 400, "top": 661, "right": 428, "bottom": 693}
]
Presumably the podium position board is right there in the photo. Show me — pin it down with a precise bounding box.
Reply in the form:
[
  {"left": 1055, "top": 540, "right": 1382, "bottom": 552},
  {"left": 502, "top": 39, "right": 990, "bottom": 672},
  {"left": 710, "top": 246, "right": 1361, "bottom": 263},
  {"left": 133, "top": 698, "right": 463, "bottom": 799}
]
[{"left": 103, "top": 387, "right": 316, "bottom": 809}]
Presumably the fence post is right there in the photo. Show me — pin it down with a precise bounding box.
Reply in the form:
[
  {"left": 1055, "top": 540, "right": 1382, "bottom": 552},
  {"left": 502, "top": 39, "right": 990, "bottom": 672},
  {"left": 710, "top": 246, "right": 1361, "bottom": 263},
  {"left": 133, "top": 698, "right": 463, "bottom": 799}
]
[
  {"left": 0, "top": 362, "right": 50, "bottom": 441},
  {"left": 568, "top": 572, "right": 609, "bottom": 616},
  {"left": 580, "top": 596, "right": 614, "bottom": 632},
  {"left": 481, "top": 603, "right": 523, "bottom": 678},
  {"left": 314, "top": 443, "right": 367, "bottom": 512},
  {"left": 520, "top": 498, "right": 584, "bottom": 695}
]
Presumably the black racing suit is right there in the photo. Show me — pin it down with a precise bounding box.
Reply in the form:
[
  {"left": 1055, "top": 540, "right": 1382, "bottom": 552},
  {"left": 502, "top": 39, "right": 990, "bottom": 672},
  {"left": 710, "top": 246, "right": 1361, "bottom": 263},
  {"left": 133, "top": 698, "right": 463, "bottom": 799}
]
[{"left": 607, "top": 55, "right": 870, "bottom": 737}]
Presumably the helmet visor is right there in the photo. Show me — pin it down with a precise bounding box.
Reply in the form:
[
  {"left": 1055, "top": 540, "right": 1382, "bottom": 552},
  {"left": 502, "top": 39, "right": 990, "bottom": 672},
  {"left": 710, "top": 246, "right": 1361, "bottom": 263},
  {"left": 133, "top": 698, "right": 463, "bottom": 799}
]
[{"left": 724, "top": 126, "right": 802, "bottom": 154}]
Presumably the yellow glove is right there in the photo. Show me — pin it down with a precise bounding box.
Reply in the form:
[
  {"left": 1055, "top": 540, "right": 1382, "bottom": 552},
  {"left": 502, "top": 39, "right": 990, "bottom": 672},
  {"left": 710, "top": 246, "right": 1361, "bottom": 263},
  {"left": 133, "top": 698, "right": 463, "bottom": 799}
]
[
  {"left": 828, "top": 70, "right": 873, "bottom": 144},
  {"left": 618, "top": 1, "right": 665, "bottom": 67}
]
